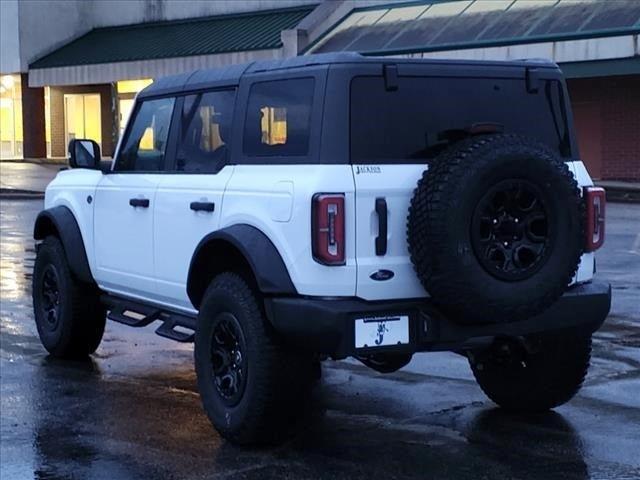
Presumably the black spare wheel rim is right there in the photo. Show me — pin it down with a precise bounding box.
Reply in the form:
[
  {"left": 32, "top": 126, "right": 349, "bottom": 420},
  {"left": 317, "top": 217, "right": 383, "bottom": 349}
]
[
  {"left": 210, "top": 312, "right": 247, "bottom": 407},
  {"left": 471, "top": 179, "right": 553, "bottom": 281},
  {"left": 40, "top": 264, "right": 61, "bottom": 331}
]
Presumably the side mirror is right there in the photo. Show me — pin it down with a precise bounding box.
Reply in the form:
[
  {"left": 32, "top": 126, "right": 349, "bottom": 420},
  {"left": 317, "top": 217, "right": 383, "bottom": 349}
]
[{"left": 68, "top": 139, "right": 101, "bottom": 169}]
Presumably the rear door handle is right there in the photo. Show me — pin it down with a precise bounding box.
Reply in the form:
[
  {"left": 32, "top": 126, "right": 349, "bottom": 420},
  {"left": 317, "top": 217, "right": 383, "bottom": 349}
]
[
  {"left": 190, "top": 201, "right": 215, "bottom": 212},
  {"left": 129, "top": 198, "right": 149, "bottom": 208},
  {"left": 375, "top": 197, "right": 387, "bottom": 256}
]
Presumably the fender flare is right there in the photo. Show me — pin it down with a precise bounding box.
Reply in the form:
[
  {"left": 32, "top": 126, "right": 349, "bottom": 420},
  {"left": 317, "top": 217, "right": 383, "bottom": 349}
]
[
  {"left": 33, "top": 206, "right": 94, "bottom": 284},
  {"left": 187, "top": 224, "right": 296, "bottom": 308}
]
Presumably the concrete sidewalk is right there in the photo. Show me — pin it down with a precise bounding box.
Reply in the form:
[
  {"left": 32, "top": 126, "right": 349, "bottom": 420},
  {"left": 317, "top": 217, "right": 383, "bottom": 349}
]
[{"left": 0, "top": 162, "right": 61, "bottom": 197}]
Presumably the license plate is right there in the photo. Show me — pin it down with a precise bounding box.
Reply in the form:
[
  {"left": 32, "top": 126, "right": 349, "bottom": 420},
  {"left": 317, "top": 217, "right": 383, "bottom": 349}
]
[{"left": 354, "top": 315, "right": 409, "bottom": 349}]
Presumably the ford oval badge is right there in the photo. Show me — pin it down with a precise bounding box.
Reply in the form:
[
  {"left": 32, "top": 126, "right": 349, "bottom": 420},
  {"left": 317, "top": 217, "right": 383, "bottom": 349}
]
[{"left": 370, "top": 269, "right": 395, "bottom": 281}]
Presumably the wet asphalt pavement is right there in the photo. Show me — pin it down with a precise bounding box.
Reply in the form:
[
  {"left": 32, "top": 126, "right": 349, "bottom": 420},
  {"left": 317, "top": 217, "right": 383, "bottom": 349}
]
[{"left": 1, "top": 199, "right": 639, "bottom": 480}]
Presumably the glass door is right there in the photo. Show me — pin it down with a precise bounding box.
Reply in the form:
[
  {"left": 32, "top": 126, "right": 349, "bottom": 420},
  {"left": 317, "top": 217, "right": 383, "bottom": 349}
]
[{"left": 64, "top": 94, "right": 102, "bottom": 151}]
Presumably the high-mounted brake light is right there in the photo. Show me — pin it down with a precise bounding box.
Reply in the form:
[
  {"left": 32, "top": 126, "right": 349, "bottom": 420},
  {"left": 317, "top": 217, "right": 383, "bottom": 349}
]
[
  {"left": 584, "top": 187, "right": 606, "bottom": 252},
  {"left": 312, "top": 193, "right": 345, "bottom": 265}
]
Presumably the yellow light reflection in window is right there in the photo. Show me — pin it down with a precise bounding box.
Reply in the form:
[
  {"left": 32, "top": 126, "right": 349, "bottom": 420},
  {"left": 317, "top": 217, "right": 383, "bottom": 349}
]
[
  {"left": 140, "top": 127, "right": 154, "bottom": 150},
  {"left": 260, "top": 106, "right": 287, "bottom": 145}
]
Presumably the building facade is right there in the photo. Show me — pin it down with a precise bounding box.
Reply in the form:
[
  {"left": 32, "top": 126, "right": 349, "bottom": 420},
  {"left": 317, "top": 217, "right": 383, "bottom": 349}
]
[
  {"left": 1, "top": 0, "right": 639, "bottom": 180},
  {"left": 0, "top": 0, "right": 319, "bottom": 159}
]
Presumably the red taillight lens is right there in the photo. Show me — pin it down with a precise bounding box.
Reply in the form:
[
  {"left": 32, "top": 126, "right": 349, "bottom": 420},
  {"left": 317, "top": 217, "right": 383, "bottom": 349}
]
[
  {"left": 584, "top": 187, "right": 606, "bottom": 252},
  {"left": 312, "top": 193, "right": 345, "bottom": 265}
]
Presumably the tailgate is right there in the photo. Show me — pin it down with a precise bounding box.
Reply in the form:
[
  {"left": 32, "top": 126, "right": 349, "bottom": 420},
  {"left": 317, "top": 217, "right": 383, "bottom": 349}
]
[{"left": 352, "top": 164, "right": 427, "bottom": 300}]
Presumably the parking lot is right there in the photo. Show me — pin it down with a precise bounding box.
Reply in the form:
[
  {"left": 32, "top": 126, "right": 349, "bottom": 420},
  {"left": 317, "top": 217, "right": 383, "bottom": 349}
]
[{"left": 1, "top": 198, "right": 639, "bottom": 480}]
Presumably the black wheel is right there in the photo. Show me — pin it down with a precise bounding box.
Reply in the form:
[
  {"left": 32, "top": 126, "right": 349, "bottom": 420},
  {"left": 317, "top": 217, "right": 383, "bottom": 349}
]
[
  {"left": 408, "top": 134, "right": 583, "bottom": 324},
  {"left": 469, "top": 330, "right": 592, "bottom": 412},
  {"left": 32, "top": 236, "right": 105, "bottom": 358},
  {"left": 194, "top": 272, "right": 313, "bottom": 445}
]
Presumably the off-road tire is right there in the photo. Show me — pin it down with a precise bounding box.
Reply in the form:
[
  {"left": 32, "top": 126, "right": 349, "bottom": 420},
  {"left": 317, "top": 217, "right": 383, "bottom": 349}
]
[
  {"left": 408, "top": 134, "right": 583, "bottom": 324},
  {"left": 194, "top": 272, "right": 314, "bottom": 445},
  {"left": 32, "top": 236, "right": 105, "bottom": 358},
  {"left": 469, "top": 331, "right": 592, "bottom": 411}
]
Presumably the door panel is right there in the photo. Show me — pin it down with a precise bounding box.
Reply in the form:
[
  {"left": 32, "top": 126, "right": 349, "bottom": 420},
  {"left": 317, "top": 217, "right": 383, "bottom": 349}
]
[
  {"left": 94, "top": 174, "right": 163, "bottom": 296},
  {"left": 154, "top": 168, "right": 234, "bottom": 309}
]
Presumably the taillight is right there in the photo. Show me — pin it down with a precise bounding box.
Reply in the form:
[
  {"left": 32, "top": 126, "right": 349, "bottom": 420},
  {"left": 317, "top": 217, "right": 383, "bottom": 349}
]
[
  {"left": 584, "top": 187, "right": 606, "bottom": 252},
  {"left": 312, "top": 193, "right": 345, "bottom": 265}
]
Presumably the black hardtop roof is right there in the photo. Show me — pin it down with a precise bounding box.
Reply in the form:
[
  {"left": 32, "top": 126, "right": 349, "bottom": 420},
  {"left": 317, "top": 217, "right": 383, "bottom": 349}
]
[{"left": 138, "top": 52, "right": 558, "bottom": 98}]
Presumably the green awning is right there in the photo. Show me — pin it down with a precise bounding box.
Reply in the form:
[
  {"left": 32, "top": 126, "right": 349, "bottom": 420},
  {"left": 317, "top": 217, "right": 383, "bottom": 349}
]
[
  {"left": 307, "top": 0, "right": 640, "bottom": 56},
  {"left": 31, "top": 6, "right": 315, "bottom": 69}
]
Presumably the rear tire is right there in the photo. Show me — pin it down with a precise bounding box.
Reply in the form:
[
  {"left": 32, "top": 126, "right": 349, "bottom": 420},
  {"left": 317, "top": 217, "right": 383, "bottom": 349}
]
[
  {"left": 469, "top": 330, "right": 592, "bottom": 412},
  {"left": 32, "top": 236, "right": 105, "bottom": 358},
  {"left": 194, "top": 272, "right": 313, "bottom": 445}
]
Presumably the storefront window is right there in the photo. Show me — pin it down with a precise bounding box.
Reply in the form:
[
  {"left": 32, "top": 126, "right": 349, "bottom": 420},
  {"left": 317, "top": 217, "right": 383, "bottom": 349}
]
[
  {"left": 117, "top": 79, "right": 153, "bottom": 94},
  {"left": 117, "top": 79, "right": 153, "bottom": 137},
  {"left": 0, "top": 74, "right": 23, "bottom": 159}
]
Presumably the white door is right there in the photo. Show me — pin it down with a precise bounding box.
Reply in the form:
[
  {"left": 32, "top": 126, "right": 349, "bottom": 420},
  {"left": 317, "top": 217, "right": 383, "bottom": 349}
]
[
  {"left": 94, "top": 174, "right": 161, "bottom": 297},
  {"left": 93, "top": 96, "right": 176, "bottom": 299},
  {"left": 153, "top": 90, "right": 236, "bottom": 309}
]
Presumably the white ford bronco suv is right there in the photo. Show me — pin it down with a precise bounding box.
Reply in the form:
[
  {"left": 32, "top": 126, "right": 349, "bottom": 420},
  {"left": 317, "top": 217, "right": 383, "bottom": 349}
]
[{"left": 33, "top": 53, "right": 610, "bottom": 445}]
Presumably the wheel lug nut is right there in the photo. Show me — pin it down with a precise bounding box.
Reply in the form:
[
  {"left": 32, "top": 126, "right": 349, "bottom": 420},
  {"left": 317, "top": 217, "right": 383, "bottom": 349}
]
[
  {"left": 514, "top": 218, "right": 519, "bottom": 223},
  {"left": 504, "top": 242, "right": 508, "bottom": 247},
  {"left": 492, "top": 219, "right": 498, "bottom": 224}
]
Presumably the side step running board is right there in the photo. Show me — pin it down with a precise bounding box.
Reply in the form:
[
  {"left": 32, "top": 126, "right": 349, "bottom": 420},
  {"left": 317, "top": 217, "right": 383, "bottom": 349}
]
[
  {"left": 102, "top": 295, "right": 196, "bottom": 343},
  {"left": 155, "top": 313, "right": 196, "bottom": 343}
]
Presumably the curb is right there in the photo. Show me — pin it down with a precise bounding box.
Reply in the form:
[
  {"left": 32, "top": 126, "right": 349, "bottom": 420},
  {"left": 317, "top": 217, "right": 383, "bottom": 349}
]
[
  {"left": 0, "top": 188, "right": 45, "bottom": 200},
  {"left": 603, "top": 191, "right": 640, "bottom": 204},
  {"left": 596, "top": 185, "right": 640, "bottom": 204},
  {"left": 594, "top": 181, "right": 640, "bottom": 204},
  {"left": 0, "top": 158, "right": 67, "bottom": 165}
]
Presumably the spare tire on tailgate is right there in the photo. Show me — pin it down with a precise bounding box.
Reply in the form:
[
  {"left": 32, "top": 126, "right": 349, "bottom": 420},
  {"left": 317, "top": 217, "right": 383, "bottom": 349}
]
[{"left": 407, "top": 134, "right": 583, "bottom": 324}]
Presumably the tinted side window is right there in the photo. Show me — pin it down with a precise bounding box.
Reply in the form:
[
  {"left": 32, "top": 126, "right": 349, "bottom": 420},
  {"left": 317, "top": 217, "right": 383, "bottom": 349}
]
[
  {"left": 350, "top": 76, "right": 569, "bottom": 163},
  {"left": 243, "top": 78, "right": 314, "bottom": 157},
  {"left": 116, "top": 97, "right": 175, "bottom": 172},
  {"left": 176, "top": 90, "right": 235, "bottom": 173}
]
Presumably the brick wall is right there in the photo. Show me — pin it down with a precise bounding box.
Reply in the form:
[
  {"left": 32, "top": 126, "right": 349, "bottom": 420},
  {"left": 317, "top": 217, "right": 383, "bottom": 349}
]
[
  {"left": 49, "top": 84, "right": 116, "bottom": 158},
  {"left": 567, "top": 75, "right": 640, "bottom": 181},
  {"left": 20, "top": 74, "right": 47, "bottom": 158}
]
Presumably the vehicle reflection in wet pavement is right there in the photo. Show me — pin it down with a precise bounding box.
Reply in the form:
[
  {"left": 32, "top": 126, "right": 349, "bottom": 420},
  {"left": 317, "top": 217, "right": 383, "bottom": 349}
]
[{"left": 1, "top": 200, "right": 639, "bottom": 479}]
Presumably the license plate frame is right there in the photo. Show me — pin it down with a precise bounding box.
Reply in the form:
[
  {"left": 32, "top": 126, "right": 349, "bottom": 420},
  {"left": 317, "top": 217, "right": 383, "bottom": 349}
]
[{"left": 354, "top": 314, "right": 410, "bottom": 349}]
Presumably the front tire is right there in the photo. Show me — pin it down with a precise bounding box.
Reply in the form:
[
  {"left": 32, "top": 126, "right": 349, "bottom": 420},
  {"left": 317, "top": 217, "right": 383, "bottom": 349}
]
[
  {"left": 194, "top": 272, "right": 313, "bottom": 445},
  {"left": 469, "top": 330, "right": 592, "bottom": 412},
  {"left": 32, "top": 236, "right": 105, "bottom": 358}
]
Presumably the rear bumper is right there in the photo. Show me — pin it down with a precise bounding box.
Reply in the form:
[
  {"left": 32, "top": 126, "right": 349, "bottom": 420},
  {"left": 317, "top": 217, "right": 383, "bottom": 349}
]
[{"left": 264, "top": 282, "right": 611, "bottom": 358}]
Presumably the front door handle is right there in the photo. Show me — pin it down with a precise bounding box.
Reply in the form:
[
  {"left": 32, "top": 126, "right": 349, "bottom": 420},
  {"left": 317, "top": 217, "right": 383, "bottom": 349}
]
[
  {"left": 129, "top": 198, "right": 150, "bottom": 208},
  {"left": 190, "top": 201, "right": 215, "bottom": 212},
  {"left": 375, "top": 197, "right": 387, "bottom": 256}
]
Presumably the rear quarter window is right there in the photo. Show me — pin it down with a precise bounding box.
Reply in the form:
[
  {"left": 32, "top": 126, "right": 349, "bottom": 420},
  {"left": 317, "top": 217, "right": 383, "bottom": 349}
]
[
  {"left": 350, "top": 76, "right": 570, "bottom": 164},
  {"left": 243, "top": 78, "right": 315, "bottom": 157}
]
